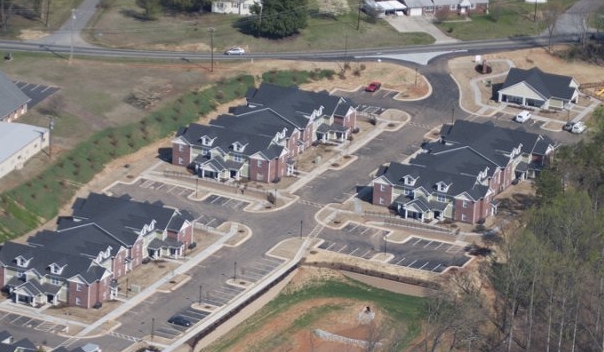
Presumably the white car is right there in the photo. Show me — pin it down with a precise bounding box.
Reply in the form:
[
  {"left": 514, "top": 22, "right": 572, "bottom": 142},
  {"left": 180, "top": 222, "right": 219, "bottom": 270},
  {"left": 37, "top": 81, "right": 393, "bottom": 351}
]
[
  {"left": 570, "top": 121, "right": 587, "bottom": 134},
  {"left": 224, "top": 47, "right": 245, "bottom": 55},
  {"left": 514, "top": 110, "right": 532, "bottom": 123}
]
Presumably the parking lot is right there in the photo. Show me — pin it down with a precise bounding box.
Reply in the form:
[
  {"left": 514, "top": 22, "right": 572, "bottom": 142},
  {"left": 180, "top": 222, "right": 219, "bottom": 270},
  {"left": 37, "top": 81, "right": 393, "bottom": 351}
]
[
  {"left": 139, "top": 179, "right": 193, "bottom": 197},
  {"left": 14, "top": 81, "right": 60, "bottom": 108},
  {"left": 202, "top": 194, "right": 249, "bottom": 211},
  {"left": 317, "top": 222, "right": 470, "bottom": 273},
  {"left": 0, "top": 311, "right": 68, "bottom": 334}
]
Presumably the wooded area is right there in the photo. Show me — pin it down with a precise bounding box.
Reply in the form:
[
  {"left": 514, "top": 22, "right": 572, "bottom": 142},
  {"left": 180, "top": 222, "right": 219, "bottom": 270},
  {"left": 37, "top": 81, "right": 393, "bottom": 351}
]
[{"left": 421, "top": 106, "right": 604, "bottom": 352}]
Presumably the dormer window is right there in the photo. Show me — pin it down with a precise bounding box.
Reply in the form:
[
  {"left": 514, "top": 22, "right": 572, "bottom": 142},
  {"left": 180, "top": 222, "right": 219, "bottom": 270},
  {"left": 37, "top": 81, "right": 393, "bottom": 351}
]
[
  {"left": 16, "top": 256, "right": 30, "bottom": 268},
  {"left": 404, "top": 175, "right": 417, "bottom": 186},
  {"left": 232, "top": 141, "right": 246, "bottom": 153},
  {"left": 436, "top": 181, "right": 450, "bottom": 193},
  {"left": 200, "top": 136, "right": 215, "bottom": 147},
  {"left": 49, "top": 263, "right": 65, "bottom": 275}
]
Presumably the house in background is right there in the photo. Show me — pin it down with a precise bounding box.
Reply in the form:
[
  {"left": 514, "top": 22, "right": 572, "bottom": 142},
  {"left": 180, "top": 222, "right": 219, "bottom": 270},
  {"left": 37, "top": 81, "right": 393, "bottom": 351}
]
[
  {"left": 403, "top": 0, "right": 488, "bottom": 16},
  {"left": 0, "top": 122, "right": 49, "bottom": 179},
  {"left": 212, "top": 0, "right": 259, "bottom": 15},
  {"left": 0, "top": 70, "right": 30, "bottom": 122},
  {"left": 0, "top": 330, "right": 38, "bottom": 351},
  {"left": 172, "top": 83, "right": 357, "bottom": 183},
  {"left": 497, "top": 67, "right": 579, "bottom": 109},
  {"left": 372, "top": 121, "right": 556, "bottom": 224},
  {"left": 0, "top": 193, "right": 193, "bottom": 309}
]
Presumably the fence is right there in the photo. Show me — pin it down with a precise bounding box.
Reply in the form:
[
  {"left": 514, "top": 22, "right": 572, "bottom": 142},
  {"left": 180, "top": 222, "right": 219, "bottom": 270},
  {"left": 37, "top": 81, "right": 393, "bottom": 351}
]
[{"left": 161, "top": 170, "right": 273, "bottom": 199}]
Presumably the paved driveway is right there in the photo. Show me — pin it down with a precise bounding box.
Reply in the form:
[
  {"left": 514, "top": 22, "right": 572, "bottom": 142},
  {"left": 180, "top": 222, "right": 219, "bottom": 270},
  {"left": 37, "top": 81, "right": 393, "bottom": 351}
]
[{"left": 384, "top": 15, "right": 460, "bottom": 44}]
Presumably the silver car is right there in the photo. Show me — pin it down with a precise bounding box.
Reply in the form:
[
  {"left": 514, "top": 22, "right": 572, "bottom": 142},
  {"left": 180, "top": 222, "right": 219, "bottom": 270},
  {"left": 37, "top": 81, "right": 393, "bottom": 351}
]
[{"left": 225, "top": 47, "right": 245, "bottom": 55}]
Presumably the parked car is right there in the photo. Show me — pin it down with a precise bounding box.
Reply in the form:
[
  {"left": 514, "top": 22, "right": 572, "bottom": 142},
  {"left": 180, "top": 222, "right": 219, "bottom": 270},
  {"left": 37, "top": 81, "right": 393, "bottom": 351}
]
[
  {"left": 514, "top": 110, "right": 532, "bottom": 123},
  {"left": 168, "top": 315, "right": 191, "bottom": 327},
  {"left": 224, "top": 47, "right": 245, "bottom": 55},
  {"left": 563, "top": 121, "right": 587, "bottom": 134},
  {"left": 365, "top": 81, "right": 381, "bottom": 92},
  {"left": 571, "top": 121, "right": 587, "bottom": 134}
]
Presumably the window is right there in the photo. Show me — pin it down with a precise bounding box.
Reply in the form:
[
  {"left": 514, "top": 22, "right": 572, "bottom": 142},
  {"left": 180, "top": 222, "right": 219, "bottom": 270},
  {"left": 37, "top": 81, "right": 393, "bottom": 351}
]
[
  {"left": 201, "top": 149, "right": 208, "bottom": 156},
  {"left": 256, "top": 173, "right": 263, "bottom": 181},
  {"left": 257, "top": 160, "right": 263, "bottom": 167},
  {"left": 178, "top": 144, "right": 184, "bottom": 152},
  {"left": 450, "top": 4, "right": 457, "bottom": 10},
  {"left": 75, "top": 297, "right": 81, "bottom": 306},
  {"left": 470, "top": 3, "right": 476, "bottom": 9},
  {"left": 437, "top": 194, "right": 446, "bottom": 202},
  {"left": 76, "top": 283, "right": 82, "bottom": 291},
  {"left": 403, "top": 189, "right": 412, "bottom": 196},
  {"left": 232, "top": 154, "right": 243, "bottom": 162},
  {"left": 178, "top": 157, "right": 184, "bottom": 165},
  {"left": 50, "top": 277, "right": 61, "bottom": 285},
  {"left": 462, "top": 200, "right": 468, "bottom": 208},
  {"left": 461, "top": 213, "right": 467, "bottom": 221},
  {"left": 379, "top": 184, "right": 386, "bottom": 192},
  {"left": 17, "top": 271, "right": 25, "bottom": 278},
  {"left": 379, "top": 197, "right": 385, "bottom": 205}
]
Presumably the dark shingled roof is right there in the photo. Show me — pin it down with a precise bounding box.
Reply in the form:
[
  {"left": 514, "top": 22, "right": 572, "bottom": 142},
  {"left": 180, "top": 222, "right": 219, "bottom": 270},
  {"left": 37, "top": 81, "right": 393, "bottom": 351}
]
[
  {"left": 0, "top": 70, "right": 31, "bottom": 120},
  {"left": 178, "top": 123, "right": 284, "bottom": 160},
  {"left": 244, "top": 83, "right": 355, "bottom": 129},
  {"left": 501, "top": 67, "right": 576, "bottom": 101}
]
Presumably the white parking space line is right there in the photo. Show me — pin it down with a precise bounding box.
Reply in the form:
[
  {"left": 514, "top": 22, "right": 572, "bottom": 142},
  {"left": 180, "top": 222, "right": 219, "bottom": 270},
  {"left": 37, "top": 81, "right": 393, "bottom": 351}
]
[
  {"left": 423, "top": 241, "right": 433, "bottom": 248},
  {"left": 432, "top": 264, "right": 442, "bottom": 271},
  {"left": 434, "top": 242, "right": 444, "bottom": 250},
  {"left": 348, "top": 223, "right": 359, "bottom": 232},
  {"left": 166, "top": 185, "right": 177, "bottom": 193},
  {"left": 326, "top": 243, "right": 336, "bottom": 250},
  {"left": 30, "top": 84, "right": 41, "bottom": 91},
  {"left": 419, "top": 262, "right": 430, "bottom": 270},
  {"left": 361, "top": 227, "right": 372, "bottom": 235},
  {"left": 349, "top": 248, "right": 359, "bottom": 256},
  {"left": 178, "top": 188, "right": 188, "bottom": 196},
  {"left": 41, "top": 86, "right": 52, "bottom": 93},
  {"left": 359, "top": 249, "right": 371, "bottom": 257},
  {"left": 336, "top": 244, "right": 348, "bottom": 253},
  {"left": 395, "top": 257, "right": 406, "bottom": 265},
  {"left": 155, "top": 183, "right": 165, "bottom": 190},
  {"left": 413, "top": 238, "right": 422, "bottom": 246},
  {"left": 262, "top": 257, "right": 283, "bottom": 265},
  {"left": 407, "top": 259, "right": 417, "bottom": 267}
]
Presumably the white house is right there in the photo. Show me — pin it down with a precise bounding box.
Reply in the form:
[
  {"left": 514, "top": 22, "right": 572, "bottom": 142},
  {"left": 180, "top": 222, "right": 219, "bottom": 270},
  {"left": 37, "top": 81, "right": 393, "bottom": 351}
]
[
  {"left": 212, "top": 0, "right": 259, "bottom": 15},
  {"left": 0, "top": 122, "right": 49, "bottom": 179}
]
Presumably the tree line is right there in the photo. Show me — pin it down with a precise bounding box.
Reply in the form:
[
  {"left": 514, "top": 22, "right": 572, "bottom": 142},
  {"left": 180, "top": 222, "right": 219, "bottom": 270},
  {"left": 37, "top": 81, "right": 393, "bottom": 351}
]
[{"left": 420, "top": 106, "right": 604, "bottom": 352}]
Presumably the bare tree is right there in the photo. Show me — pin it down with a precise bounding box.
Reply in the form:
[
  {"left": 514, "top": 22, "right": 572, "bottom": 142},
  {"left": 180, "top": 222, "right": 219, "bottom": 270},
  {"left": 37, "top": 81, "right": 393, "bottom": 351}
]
[{"left": 543, "top": 3, "right": 563, "bottom": 52}]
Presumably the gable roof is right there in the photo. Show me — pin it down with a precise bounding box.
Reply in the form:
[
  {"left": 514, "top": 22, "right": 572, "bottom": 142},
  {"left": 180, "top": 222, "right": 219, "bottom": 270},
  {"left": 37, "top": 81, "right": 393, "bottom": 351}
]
[
  {"left": 380, "top": 161, "right": 489, "bottom": 200},
  {"left": 245, "top": 83, "right": 355, "bottom": 129},
  {"left": 436, "top": 120, "right": 556, "bottom": 160},
  {"left": 177, "top": 123, "right": 284, "bottom": 160},
  {"left": 0, "top": 70, "right": 31, "bottom": 120},
  {"left": 500, "top": 67, "right": 576, "bottom": 101}
]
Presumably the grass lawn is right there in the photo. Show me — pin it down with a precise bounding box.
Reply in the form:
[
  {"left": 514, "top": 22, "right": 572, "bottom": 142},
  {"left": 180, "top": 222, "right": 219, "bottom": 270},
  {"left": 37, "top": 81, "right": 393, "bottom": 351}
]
[
  {"left": 204, "top": 276, "right": 426, "bottom": 352},
  {"left": 83, "top": 0, "right": 433, "bottom": 51},
  {"left": 435, "top": 0, "right": 582, "bottom": 40}
]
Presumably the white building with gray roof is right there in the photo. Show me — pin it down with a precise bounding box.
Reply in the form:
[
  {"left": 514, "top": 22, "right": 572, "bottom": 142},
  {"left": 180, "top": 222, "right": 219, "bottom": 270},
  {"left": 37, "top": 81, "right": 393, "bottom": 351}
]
[{"left": 0, "top": 122, "right": 49, "bottom": 179}]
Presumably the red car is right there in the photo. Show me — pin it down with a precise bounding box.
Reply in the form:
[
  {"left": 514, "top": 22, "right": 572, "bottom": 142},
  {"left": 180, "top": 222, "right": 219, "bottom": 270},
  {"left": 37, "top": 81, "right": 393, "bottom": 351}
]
[{"left": 365, "top": 81, "right": 381, "bottom": 92}]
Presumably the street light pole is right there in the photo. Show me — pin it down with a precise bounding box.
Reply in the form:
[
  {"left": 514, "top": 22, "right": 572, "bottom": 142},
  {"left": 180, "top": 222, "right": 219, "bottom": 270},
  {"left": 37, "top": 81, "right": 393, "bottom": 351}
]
[
  {"left": 199, "top": 285, "right": 202, "bottom": 304},
  {"left": 151, "top": 317, "right": 155, "bottom": 340},
  {"left": 48, "top": 116, "right": 54, "bottom": 159},
  {"left": 383, "top": 235, "right": 387, "bottom": 254},
  {"left": 70, "top": 9, "right": 76, "bottom": 62},
  {"left": 233, "top": 261, "right": 237, "bottom": 280},
  {"left": 208, "top": 27, "right": 215, "bottom": 73},
  {"left": 451, "top": 108, "right": 455, "bottom": 124},
  {"left": 300, "top": 220, "right": 303, "bottom": 238}
]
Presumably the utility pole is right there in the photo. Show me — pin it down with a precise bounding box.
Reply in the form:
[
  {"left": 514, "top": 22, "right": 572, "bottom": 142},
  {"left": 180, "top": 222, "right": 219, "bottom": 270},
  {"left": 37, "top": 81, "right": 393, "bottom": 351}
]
[
  {"left": 357, "top": 0, "right": 362, "bottom": 30},
  {"left": 48, "top": 116, "right": 54, "bottom": 159},
  {"left": 233, "top": 261, "right": 237, "bottom": 280},
  {"left": 208, "top": 27, "right": 215, "bottom": 73},
  {"left": 451, "top": 108, "right": 455, "bottom": 124},
  {"left": 300, "top": 220, "right": 303, "bottom": 238},
  {"left": 70, "top": 9, "right": 76, "bottom": 62},
  {"left": 199, "top": 285, "right": 202, "bottom": 304}
]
